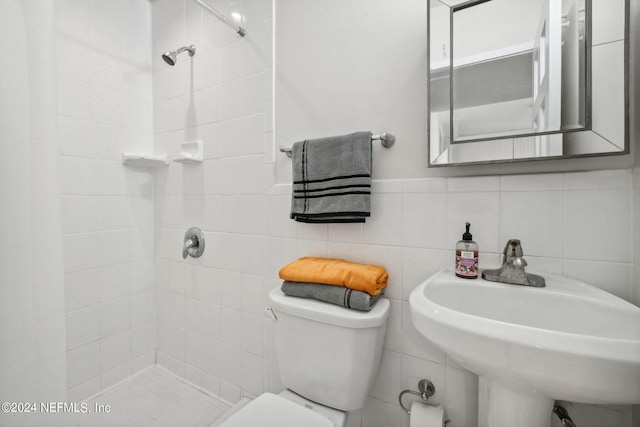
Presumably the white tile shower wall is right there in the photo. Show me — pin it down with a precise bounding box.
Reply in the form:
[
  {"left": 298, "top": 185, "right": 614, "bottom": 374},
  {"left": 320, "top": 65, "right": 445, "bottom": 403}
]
[
  {"left": 57, "top": 0, "right": 156, "bottom": 400},
  {"left": 151, "top": 4, "right": 639, "bottom": 427},
  {"left": 152, "top": 0, "right": 273, "bottom": 404}
]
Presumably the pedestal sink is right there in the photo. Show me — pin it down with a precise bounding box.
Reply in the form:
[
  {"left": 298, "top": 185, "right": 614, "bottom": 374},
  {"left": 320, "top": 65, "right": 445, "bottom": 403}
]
[{"left": 409, "top": 268, "right": 640, "bottom": 427}]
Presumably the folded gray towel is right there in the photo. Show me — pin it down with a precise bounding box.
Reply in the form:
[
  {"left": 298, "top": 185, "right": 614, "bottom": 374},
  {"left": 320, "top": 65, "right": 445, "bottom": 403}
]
[
  {"left": 281, "top": 281, "right": 384, "bottom": 312},
  {"left": 290, "top": 131, "right": 372, "bottom": 223}
]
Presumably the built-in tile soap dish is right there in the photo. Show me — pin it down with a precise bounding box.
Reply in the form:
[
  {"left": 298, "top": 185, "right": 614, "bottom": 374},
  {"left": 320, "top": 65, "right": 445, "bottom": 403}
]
[
  {"left": 122, "top": 152, "right": 169, "bottom": 167},
  {"left": 174, "top": 140, "right": 203, "bottom": 163}
]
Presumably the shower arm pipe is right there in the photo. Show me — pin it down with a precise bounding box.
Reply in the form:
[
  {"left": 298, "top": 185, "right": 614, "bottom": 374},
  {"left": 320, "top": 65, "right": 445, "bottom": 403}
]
[
  {"left": 176, "top": 46, "right": 194, "bottom": 55},
  {"left": 192, "top": 0, "right": 246, "bottom": 37},
  {"left": 279, "top": 132, "right": 396, "bottom": 158}
]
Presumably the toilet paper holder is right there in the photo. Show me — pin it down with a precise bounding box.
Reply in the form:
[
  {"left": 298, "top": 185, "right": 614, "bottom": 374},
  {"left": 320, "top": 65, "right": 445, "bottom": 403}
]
[
  {"left": 399, "top": 379, "right": 451, "bottom": 424},
  {"left": 399, "top": 379, "right": 434, "bottom": 414}
]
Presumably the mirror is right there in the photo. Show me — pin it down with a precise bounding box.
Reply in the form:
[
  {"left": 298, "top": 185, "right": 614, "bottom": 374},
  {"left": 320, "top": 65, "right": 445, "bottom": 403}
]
[
  {"left": 452, "top": 0, "right": 588, "bottom": 142},
  {"left": 428, "top": 0, "right": 629, "bottom": 167}
]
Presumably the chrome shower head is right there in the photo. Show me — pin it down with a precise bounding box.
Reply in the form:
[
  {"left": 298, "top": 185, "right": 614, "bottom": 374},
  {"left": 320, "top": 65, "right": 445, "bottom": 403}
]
[{"left": 161, "top": 45, "right": 196, "bottom": 66}]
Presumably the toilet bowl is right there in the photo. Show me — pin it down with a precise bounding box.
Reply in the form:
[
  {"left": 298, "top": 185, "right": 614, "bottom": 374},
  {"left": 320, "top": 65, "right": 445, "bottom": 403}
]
[{"left": 220, "top": 288, "right": 390, "bottom": 426}]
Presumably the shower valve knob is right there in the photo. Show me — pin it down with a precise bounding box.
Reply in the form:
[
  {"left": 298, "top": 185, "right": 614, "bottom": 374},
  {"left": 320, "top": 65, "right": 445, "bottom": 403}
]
[{"left": 183, "top": 227, "right": 205, "bottom": 259}]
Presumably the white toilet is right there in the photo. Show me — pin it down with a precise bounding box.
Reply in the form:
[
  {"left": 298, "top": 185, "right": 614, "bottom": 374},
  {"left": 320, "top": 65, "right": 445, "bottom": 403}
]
[{"left": 220, "top": 287, "right": 390, "bottom": 427}]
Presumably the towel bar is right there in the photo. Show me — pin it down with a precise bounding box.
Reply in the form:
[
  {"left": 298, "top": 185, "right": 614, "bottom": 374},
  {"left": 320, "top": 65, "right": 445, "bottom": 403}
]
[{"left": 279, "top": 132, "right": 395, "bottom": 158}]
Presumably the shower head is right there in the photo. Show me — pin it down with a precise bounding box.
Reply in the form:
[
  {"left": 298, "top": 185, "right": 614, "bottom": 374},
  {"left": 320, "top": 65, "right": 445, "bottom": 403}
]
[{"left": 162, "top": 45, "right": 196, "bottom": 66}]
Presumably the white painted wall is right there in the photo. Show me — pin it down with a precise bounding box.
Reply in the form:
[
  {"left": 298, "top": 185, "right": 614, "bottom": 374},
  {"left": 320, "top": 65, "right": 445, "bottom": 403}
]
[{"left": 0, "top": 4, "right": 67, "bottom": 426}]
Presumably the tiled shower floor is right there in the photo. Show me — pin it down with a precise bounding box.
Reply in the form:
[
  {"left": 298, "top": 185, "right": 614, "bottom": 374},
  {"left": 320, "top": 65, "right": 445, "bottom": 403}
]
[{"left": 62, "top": 365, "right": 232, "bottom": 427}]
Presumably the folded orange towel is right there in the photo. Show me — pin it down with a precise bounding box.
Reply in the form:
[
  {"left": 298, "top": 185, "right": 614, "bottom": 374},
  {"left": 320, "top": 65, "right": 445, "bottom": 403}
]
[{"left": 278, "top": 257, "right": 388, "bottom": 296}]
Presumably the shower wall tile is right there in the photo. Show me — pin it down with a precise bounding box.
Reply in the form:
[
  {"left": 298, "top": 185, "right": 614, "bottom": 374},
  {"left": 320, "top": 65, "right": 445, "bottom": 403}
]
[
  {"left": 130, "top": 290, "right": 156, "bottom": 326},
  {"left": 219, "top": 114, "right": 265, "bottom": 157},
  {"left": 66, "top": 341, "right": 101, "bottom": 389},
  {"left": 243, "top": 32, "right": 270, "bottom": 77},
  {"left": 194, "top": 85, "right": 222, "bottom": 125},
  {"left": 97, "top": 264, "right": 129, "bottom": 302},
  {"left": 56, "top": 0, "right": 94, "bottom": 42},
  {"left": 66, "top": 306, "right": 101, "bottom": 350},
  {"left": 65, "top": 269, "right": 101, "bottom": 311},
  {"left": 221, "top": 43, "right": 244, "bottom": 83},
  {"left": 97, "top": 231, "right": 130, "bottom": 266},
  {"left": 63, "top": 233, "right": 99, "bottom": 273},
  {"left": 60, "top": 156, "right": 97, "bottom": 195},
  {"left": 132, "top": 321, "right": 156, "bottom": 358},
  {"left": 62, "top": 196, "right": 98, "bottom": 234},
  {"left": 101, "top": 330, "right": 132, "bottom": 373},
  {"left": 58, "top": 0, "right": 155, "bottom": 398},
  {"left": 101, "top": 362, "right": 132, "bottom": 391},
  {"left": 153, "top": 0, "right": 279, "bottom": 408},
  {"left": 58, "top": 116, "right": 99, "bottom": 158},
  {"left": 57, "top": 77, "right": 96, "bottom": 122},
  {"left": 220, "top": 79, "right": 244, "bottom": 120}
]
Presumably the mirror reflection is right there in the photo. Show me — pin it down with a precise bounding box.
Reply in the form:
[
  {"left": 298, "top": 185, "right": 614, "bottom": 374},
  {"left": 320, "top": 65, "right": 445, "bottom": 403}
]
[
  {"left": 451, "top": 0, "right": 588, "bottom": 142},
  {"left": 428, "top": 0, "right": 628, "bottom": 167}
]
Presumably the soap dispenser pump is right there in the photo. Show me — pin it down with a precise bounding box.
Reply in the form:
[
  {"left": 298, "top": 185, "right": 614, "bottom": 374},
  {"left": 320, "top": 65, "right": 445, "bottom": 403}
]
[{"left": 455, "top": 222, "right": 479, "bottom": 279}]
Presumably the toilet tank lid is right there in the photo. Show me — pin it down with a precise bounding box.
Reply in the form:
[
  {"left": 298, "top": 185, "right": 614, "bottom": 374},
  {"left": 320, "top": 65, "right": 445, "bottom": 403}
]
[{"left": 268, "top": 288, "right": 390, "bottom": 328}]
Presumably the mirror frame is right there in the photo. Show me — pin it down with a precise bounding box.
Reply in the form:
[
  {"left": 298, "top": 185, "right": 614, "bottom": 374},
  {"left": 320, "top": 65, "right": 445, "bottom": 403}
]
[{"left": 427, "top": 0, "right": 630, "bottom": 168}]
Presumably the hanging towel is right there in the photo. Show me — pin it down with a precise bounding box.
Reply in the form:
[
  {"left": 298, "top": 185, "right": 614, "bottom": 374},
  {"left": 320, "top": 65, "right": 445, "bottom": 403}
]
[
  {"left": 278, "top": 257, "right": 388, "bottom": 296},
  {"left": 281, "top": 281, "right": 385, "bottom": 312},
  {"left": 290, "top": 131, "right": 372, "bottom": 223}
]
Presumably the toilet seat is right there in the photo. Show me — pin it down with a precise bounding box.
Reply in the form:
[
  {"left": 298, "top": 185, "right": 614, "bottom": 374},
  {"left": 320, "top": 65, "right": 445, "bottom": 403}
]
[{"left": 221, "top": 392, "right": 334, "bottom": 427}]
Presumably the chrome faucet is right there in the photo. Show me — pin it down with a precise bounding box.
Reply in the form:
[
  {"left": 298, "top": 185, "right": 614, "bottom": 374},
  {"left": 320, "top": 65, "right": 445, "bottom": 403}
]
[{"left": 481, "top": 239, "right": 545, "bottom": 287}]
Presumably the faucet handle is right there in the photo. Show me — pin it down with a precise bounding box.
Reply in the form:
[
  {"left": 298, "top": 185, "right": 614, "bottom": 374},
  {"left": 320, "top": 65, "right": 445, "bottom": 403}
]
[
  {"left": 503, "top": 239, "right": 523, "bottom": 259},
  {"left": 503, "top": 239, "right": 528, "bottom": 267},
  {"left": 183, "top": 227, "right": 205, "bottom": 259}
]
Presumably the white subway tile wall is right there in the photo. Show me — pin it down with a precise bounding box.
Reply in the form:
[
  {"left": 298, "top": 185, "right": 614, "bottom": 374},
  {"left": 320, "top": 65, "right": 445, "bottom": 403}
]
[{"left": 58, "top": 0, "right": 156, "bottom": 401}]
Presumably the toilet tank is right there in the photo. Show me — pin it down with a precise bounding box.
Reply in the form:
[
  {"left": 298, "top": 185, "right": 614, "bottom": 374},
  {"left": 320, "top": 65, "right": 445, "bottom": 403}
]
[{"left": 268, "top": 288, "right": 390, "bottom": 412}]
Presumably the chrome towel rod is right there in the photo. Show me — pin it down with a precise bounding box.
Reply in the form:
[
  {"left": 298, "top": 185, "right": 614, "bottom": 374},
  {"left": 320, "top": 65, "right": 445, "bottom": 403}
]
[
  {"left": 192, "top": 0, "right": 246, "bottom": 37},
  {"left": 279, "top": 132, "right": 395, "bottom": 158}
]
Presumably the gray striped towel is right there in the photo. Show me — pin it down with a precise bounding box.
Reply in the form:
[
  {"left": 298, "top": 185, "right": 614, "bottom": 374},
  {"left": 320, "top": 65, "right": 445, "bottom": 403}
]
[
  {"left": 281, "top": 281, "right": 384, "bottom": 311},
  {"left": 290, "top": 131, "right": 372, "bottom": 223}
]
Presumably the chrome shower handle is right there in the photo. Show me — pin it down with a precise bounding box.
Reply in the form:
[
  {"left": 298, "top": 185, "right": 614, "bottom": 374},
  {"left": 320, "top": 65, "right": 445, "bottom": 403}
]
[
  {"left": 183, "top": 227, "right": 205, "bottom": 259},
  {"left": 182, "top": 238, "right": 197, "bottom": 259}
]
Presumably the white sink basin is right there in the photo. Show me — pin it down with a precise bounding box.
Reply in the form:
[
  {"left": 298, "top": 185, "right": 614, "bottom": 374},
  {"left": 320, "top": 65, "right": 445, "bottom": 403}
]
[{"left": 409, "top": 268, "right": 640, "bottom": 427}]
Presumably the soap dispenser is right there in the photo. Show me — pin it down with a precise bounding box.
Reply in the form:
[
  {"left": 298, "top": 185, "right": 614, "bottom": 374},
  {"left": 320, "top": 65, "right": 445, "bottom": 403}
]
[{"left": 455, "top": 222, "right": 479, "bottom": 279}]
